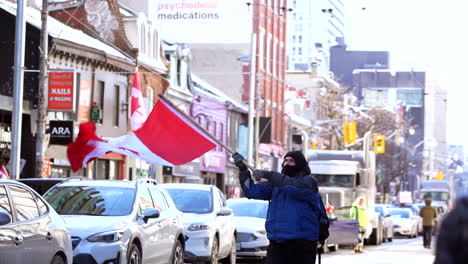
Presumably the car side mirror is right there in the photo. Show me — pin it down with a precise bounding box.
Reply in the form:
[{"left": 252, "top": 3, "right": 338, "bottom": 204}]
[
  {"left": 385, "top": 214, "right": 391, "bottom": 218},
  {"left": 217, "top": 208, "right": 232, "bottom": 216},
  {"left": 0, "top": 212, "right": 12, "bottom": 226},
  {"left": 143, "top": 208, "right": 160, "bottom": 223}
]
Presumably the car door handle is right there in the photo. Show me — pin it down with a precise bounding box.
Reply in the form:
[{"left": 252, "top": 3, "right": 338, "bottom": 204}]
[
  {"left": 158, "top": 222, "right": 163, "bottom": 227},
  {"left": 14, "top": 237, "right": 23, "bottom": 246},
  {"left": 173, "top": 218, "right": 177, "bottom": 224},
  {"left": 46, "top": 232, "right": 53, "bottom": 241}
]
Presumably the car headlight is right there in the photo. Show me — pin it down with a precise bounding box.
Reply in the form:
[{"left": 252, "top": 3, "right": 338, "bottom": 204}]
[
  {"left": 87, "top": 230, "right": 124, "bottom": 243},
  {"left": 188, "top": 223, "right": 212, "bottom": 231}
]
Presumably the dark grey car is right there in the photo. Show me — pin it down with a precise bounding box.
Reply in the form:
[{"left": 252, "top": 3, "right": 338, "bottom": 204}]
[{"left": 0, "top": 180, "right": 73, "bottom": 264}]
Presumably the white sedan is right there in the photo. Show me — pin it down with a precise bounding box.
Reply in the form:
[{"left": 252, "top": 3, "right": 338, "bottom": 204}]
[
  {"left": 227, "top": 198, "right": 269, "bottom": 261},
  {"left": 389, "top": 208, "right": 419, "bottom": 238},
  {"left": 161, "top": 184, "right": 237, "bottom": 264}
]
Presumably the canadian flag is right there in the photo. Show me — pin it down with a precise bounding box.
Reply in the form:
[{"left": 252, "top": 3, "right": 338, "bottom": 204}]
[
  {"left": 0, "top": 165, "right": 9, "bottom": 179},
  {"left": 67, "top": 97, "right": 217, "bottom": 171},
  {"left": 130, "top": 69, "right": 147, "bottom": 131}
]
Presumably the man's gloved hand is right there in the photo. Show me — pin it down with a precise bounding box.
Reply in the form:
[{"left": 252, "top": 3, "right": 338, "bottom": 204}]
[
  {"left": 232, "top": 152, "right": 247, "bottom": 171},
  {"left": 253, "top": 170, "right": 270, "bottom": 181}
]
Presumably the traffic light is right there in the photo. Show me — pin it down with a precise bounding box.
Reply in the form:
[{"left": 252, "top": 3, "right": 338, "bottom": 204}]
[
  {"left": 343, "top": 121, "right": 356, "bottom": 144},
  {"left": 374, "top": 134, "right": 385, "bottom": 153}
]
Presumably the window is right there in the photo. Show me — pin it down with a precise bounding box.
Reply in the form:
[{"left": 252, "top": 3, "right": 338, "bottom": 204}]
[
  {"left": 258, "top": 31, "right": 265, "bottom": 70},
  {"left": 299, "top": 36, "right": 302, "bottom": 43},
  {"left": 266, "top": 35, "right": 271, "bottom": 73},
  {"left": 273, "top": 41, "right": 278, "bottom": 76},
  {"left": 9, "top": 186, "right": 40, "bottom": 221},
  {"left": 94, "top": 159, "right": 119, "bottom": 180},
  {"left": 153, "top": 31, "right": 159, "bottom": 60},
  {"left": 218, "top": 123, "right": 224, "bottom": 152},
  {"left": 292, "top": 35, "right": 296, "bottom": 43},
  {"left": 94, "top": 81, "right": 105, "bottom": 124},
  {"left": 45, "top": 186, "right": 134, "bottom": 216},
  {"left": 113, "top": 85, "right": 120, "bottom": 127},
  {"left": 293, "top": 47, "right": 296, "bottom": 55},
  {"left": 0, "top": 186, "right": 12, "bottom": 223},
  {"left": 36, "top": 197, "right": 48, "bottom": 215},
  {"left": 149, "top": 188, "right": 168, "bottom": 211},
  {"left": 144, "top": 87, "right": 154, "bottom": 113},
  {"left": 140, "top": 24, "right": 146, "bottom": 54},
  {"left": 299, "top": 47, "right": 302, "bottom": 55},
  {"left": 139, "top": 187, "right": 154, "bottom": 215}
]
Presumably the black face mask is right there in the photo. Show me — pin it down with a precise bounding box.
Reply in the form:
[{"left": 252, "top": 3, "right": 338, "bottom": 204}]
[{"left": 282, "top": 165, "right": 300, "bottom": 177}]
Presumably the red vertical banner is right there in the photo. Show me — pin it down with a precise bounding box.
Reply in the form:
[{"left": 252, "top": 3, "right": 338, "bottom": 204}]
[
  {"left": 42, "top": 158, "right": 51, "bottom": 178},
  {"left": 48, "top": 71, "right": 75, "bottom": 111}
]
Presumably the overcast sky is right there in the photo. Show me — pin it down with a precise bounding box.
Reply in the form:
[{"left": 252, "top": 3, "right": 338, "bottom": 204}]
[{"left": 345, "top": 0, "right": 467, "bottom": 146}]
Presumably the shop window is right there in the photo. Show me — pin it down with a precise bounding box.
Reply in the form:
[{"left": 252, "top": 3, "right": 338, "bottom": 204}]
[{"left": 94, "top": 159, "right": 119, "bottom": 180}]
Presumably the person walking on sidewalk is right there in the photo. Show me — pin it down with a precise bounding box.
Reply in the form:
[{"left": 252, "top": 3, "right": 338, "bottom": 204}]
[
  {"left": 419, "top": 198, "right": 437, "bottom": 249},
  {"left": 232, "top": 151, "right": 328, "bottom": 264},
  {"left": 350, "top": 197, "right": 372, "bottom": 253}
]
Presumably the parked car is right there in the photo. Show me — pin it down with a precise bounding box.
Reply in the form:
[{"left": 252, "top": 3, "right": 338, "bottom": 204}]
[
  {"left": 44, "top": 179, "right": 185, "bottom": 264},
  {"left": 161, "top": 183, "right": 236, "bottom": 264},
  {"left": 388, "top": 208, "right": 418, "bottom": 238},
  {"left": 397, "top": 203, "right": 423, "bottom": 235},
  {"left": 226, "top": 198, "right": 269, "bottom": 261},
  {"left": 0, "top": 179, "right": 73, "bottom": 264},
  {"left": 375, "top": 204, "right": 394, "bottom": 242}
]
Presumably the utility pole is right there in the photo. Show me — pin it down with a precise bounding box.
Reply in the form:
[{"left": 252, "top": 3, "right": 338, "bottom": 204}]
[
  {"left": 35, "top": 0, "right": 49, "bottom": 178},
  {"left": 11, "top": 0, "right": 27, "bottom": 179},
  {"left": 247, "top": 32, "right": 257, "bottom": 166}
]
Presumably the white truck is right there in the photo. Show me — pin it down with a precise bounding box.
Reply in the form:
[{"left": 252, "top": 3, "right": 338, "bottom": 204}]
[
  {"left": 307, "top": 150, "right": 385, "bottom": 245},
  {"left": 420, "top": 180, "right": 452, "bottom": 207}
]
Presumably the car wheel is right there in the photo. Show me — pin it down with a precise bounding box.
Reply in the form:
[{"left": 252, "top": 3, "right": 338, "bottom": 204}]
[
  {"left": 172, "top": 240, "right": 184, "bottom": 264},
  {"left": 221, "top": 235, "right": 236, "bottom": 264},
  {"left": 50, "top": 255, "right": 65, "bottom": 264},
  {"left": 207, "top": 236, "right": 219, "bottom": 264},
  {"left": 128, "top": 243, "right": 141, "bottom": 264}
]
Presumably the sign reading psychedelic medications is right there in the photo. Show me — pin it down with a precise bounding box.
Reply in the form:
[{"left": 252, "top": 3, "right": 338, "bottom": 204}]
[{"left": 152, "top": 0, "right": 252, "bottom": 44}]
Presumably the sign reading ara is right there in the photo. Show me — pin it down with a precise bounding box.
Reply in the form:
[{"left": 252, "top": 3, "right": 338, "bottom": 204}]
[{"left": 49, "top": 120, "right": 74, "bottom": 145}]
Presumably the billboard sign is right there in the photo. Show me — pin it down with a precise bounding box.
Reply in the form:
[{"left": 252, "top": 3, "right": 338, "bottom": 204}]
[
  {"left": 152, "top": 0, "right": 252, "bottom": 43},
  {"left": 48, "top": 71, "right": 76, "bottom": 111}
]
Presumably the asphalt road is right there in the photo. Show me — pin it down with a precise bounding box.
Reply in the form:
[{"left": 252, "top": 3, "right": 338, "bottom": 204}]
[{"left": 237, "top": 236, "right": 435, "bottom": 264}]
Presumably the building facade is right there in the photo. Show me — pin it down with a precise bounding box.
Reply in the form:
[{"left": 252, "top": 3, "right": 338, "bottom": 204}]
[{"left": 287, "top": 0, "right": 345, "bottom": 73}]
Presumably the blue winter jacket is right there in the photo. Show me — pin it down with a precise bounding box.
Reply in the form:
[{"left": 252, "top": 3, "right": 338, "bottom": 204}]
[{"left": 240, "top": 170, "right": 326, "bottom": 243}]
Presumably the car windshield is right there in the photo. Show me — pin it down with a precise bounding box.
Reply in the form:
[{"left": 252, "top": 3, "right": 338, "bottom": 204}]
[
  {"left": 44, "top": 186, "right": 135, "bottom": 216},
  {"left": 228, "top": 201, "right": 267, "bottom": 218},
  {"left": 389, "top": 209, "right": 410, "bottom": 218},
  {"left": 314, "top": 174, "right": 354, "bottom": 187},
  {"left": 164, "top": 189, "right": 213, "bottom": 214}
]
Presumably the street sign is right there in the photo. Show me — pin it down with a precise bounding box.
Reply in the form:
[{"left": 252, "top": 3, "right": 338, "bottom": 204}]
[
  {"left": 49, "top": 120, "right": 73, "bottom": 145},
  {"left": 48, "top": 71, "right": 76, "bottom": 111}
]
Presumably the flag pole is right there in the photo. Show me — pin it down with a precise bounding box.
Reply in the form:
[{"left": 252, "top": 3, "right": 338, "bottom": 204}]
[{"left": 158, "top": 94, "right": 255, "bottom": 171}]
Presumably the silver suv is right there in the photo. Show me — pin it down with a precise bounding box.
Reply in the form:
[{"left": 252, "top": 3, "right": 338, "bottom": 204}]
[
  {"left": 44, "top": 179, "right": 185, "bottom": 264},
  {"left": 0, "top": 179, "right": 73, "bottom": 264}
]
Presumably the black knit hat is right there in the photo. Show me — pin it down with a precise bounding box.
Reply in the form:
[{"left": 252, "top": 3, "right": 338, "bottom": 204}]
[{"left": 283, "top": 151, "right": 311, "bottom": 175}]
